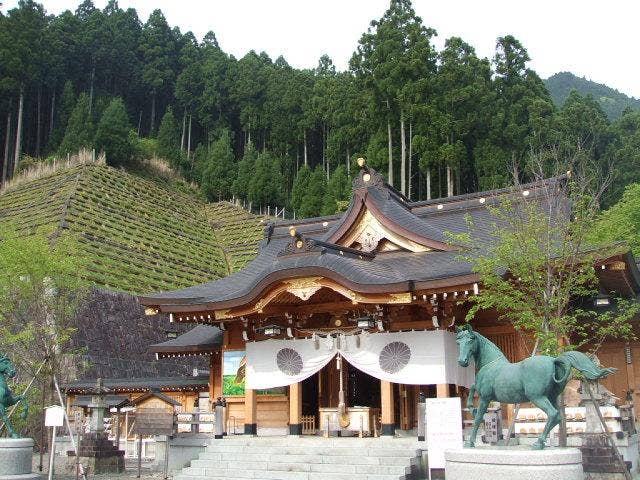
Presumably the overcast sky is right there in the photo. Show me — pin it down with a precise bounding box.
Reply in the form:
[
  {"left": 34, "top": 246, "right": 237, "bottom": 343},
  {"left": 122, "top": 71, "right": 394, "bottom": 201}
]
[{"left": 4, "top": 0, "right": 639, "bottom": 98}]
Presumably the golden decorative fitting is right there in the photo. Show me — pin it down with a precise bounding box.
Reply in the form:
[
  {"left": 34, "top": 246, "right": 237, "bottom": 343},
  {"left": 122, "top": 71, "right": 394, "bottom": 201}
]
[
  {"left": 296, "top": 240, "right": 304, "bottom": 249},
  {"left": 144, "top": 307, "right": 159, "bottom": 316},
  {"left": 289, "top": 226, "right": 297, "bottom": 237},
  {"left": 363, "top": 173, "right": 371, "bottom": 182},
  {"left": 285, "top": 277, "right": 323, "bottom": 301},
  {"left": 214, "top": 309, "right": 232, "bottom": 320},
  {"left": 387, "top": 293, "right": 413, "bottom": 304},
  {"left": 334, "top": 318, "right": 343, "bottom": 327},
  {"left": 357, "top": 157, "right": 366, "bottom": 167}
]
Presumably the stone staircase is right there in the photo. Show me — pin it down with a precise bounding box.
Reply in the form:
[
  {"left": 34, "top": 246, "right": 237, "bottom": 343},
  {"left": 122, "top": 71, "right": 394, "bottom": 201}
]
[{"left": 174, "top": 436, "right": 425, "bottom": 480}]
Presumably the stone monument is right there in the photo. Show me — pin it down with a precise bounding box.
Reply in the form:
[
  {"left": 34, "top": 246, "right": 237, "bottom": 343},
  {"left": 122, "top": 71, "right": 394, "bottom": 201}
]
[
  {"left": 68, "top": 378, "right": 124, "bottom": 473},
  {"left": 0, "top": 354, "right": 41, "bottom": 480}
]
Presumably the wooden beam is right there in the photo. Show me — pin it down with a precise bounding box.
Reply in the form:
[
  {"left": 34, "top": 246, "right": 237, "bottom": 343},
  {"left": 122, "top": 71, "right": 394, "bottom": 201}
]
[
  {"left": 289, "top": 382, "right": 302, "bottom": 435},
  {"left": 437, "top": 384, "right": 449, "bottom": 398},
  {"left": 380, "top": 380, "right": 395, "bottom": 436},
  {"left": 244, "top": 389, "right": 257, "bottom": 435}
]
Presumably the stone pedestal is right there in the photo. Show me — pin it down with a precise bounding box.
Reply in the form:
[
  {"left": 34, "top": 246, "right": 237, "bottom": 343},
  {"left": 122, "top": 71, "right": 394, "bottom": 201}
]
[
  {"left": 445, "top": 446, "right": 583, "bottom": 480},
  {"left": 68, "top": 432, "right": 124, "bottom": 474},
  {"left": 0, "top": 438, "right": 41, "bottom": 480},
  {"left": 580, "top": 434, "right": 631, "bottom": 476}
]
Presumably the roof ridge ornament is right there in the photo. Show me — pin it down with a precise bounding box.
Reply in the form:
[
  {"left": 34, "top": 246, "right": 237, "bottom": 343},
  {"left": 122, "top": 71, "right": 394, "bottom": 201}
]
[
  {"left": 279, "top": 225, "right": 374, "bottom": 259},
  {"left": 352, "top": 157, "right": 388, "bottom": 195}
]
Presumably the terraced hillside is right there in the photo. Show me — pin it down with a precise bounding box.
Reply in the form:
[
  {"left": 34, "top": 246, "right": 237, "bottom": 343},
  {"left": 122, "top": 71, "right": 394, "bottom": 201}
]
[
  {"left": 206, "top": 202, "right": 267, "bottom": 273},
  {"left": 0, "top": 164, "right": 265, "bottom": 293}
]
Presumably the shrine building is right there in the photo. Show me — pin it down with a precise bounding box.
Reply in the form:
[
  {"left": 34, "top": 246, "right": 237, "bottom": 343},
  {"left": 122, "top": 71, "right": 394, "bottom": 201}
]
[{"left": 139, "top": 161, "right": 640, "bottom": 437}]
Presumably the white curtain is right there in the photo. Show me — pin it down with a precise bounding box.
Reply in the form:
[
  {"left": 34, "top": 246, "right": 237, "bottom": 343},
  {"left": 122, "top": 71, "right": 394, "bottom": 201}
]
[
  {"left": 245, "top": 330, "right": 474, "bottom": 390},
  {"left": 245, "top": 336, "right": 336, "bottom": 390}
]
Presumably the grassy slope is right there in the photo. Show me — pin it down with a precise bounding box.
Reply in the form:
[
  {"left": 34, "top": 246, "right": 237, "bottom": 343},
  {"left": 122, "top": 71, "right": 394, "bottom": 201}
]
[{"left": 0, "top": 164, "right": 265, "bottom": 294}]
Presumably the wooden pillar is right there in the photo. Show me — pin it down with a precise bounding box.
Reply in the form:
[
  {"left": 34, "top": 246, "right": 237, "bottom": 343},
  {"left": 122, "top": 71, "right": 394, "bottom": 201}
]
[
  {"left": 289, "top": 382, "right": 302, "bottom": 435},
  {"left": 437, "top": 384, "right": 449, "bottom": 398},
  {"left": 209, "top": 352, "right": 223, "bottom": 410},
  {"left": 625, "top": 343, "right": 636, "bottom": 392},
  {"left": 244, "top": 388, "right": 257, "bottom": 435},
  {"left": 380, "top": 380, "right": 395, "bottom": 436}
]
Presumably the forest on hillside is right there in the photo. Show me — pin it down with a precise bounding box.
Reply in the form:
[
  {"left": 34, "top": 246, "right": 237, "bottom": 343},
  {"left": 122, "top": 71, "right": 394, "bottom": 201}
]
[
  {"left": 545, "top": 72, "right": 640, "bottom": 121},
  {"left": 1, "top": 0, "right": 640, "bottom": 216}
]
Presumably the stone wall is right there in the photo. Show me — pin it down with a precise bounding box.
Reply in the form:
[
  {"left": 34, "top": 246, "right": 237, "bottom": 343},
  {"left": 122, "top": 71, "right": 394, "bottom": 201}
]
[
  {"left": 62, "top": 288, "right": 206, "bottom": 382},
  {"left": 580, "top": 434, "right": 631, "bottom": 478}
]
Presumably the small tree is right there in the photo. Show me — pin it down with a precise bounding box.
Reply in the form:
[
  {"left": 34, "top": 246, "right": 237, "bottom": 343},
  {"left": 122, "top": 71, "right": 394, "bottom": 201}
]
[
  {"left": 248, "top": 151, "right": 284, "bottom": 208},
  {"left": 48, "top": 80, "right": 76, "bottom": 153},
  {"left": 233, "top": 143, "right": 258, "bottom": 200},
  {"left": 452, "top": 164, "right": 637, "bottom": 356},
  {"left": 591, "top": 183, "right": 640, "bottom": 256},
  {"left": 322, "top": 165, "right": 351, "bottom": 215},
  {"left": 94, "top": 97, "right": 133, "bottom": 167},
  {"left": 297, "top": 166, "right": 327, "bottom": 218},
  {"left": 0, "top": 226, "right": 87, "bottom": 439},
  {"left": 201, "top": 129, "right": 236, "bottom": 201},
  {"left": 290, "top": 165, "right": 311, "bottom": 213},
  {"left": 58, "top": 93, "right": 93, "bottom": 157},
  {"left": 157, "top": 107, "right": 181, "bottom": 168}
]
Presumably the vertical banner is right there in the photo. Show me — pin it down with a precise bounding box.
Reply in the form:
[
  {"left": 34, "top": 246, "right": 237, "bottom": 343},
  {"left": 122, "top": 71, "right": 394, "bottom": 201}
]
[{"left": 425, "top": 397, "right": 463, "bottom": 474}]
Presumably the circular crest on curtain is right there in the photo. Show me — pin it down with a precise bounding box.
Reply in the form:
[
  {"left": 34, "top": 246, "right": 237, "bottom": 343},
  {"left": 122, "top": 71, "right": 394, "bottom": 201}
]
[
  {"left": 276, "top": 348, "right": 304, "bottom": 376},
  {"left": 379, "top": 341, "right": 411, "bottom": 373}
]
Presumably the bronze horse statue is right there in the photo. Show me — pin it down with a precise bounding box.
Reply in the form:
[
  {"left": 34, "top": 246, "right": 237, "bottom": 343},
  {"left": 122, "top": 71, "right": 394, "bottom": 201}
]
[
  {"left": 456, "top": 325, "right": 616, "bottom": 449},
  {"left": 0, "top": 355, "right": 29, "bottom": 438}
]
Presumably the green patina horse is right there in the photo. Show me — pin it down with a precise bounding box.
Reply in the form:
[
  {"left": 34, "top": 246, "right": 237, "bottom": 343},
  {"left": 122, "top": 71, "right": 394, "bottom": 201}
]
[
  {"left": 456, "top": 325, "right": 616, "bottom": 449},
  {"left": 0, "top": 355, "right": 28, "bottom": 438}
]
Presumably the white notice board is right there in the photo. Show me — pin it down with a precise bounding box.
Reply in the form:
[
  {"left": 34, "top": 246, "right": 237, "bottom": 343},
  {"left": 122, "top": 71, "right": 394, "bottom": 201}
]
[
  {"left": 45, "top": 405, "right": 65, "bottom": 427},
  {"left": 425, "top": 397, "right": 463, "bottom": 471}
]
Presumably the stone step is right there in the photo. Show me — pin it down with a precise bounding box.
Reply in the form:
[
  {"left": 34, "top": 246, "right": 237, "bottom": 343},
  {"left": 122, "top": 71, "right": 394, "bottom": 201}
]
[
  {"left": 182, "top": 462, "right": 412, "bottom": 475},
  {"left": 173, "top": 437, "right": 423, "bottom": 480},
  {"left": 174, "top": 472, "right": 414, "bottom": 480},
  {"left": 198, "top": 445, "right": 420, "bottom": 457},
  {"left": 176, "top": 472, "right": 413, "bottom": 480},
  {"left": 192, "top": 456, "right": 417, "bottom": 469},
  {"left": 205, "top": 437, "right": 422, "bottom": 446}
]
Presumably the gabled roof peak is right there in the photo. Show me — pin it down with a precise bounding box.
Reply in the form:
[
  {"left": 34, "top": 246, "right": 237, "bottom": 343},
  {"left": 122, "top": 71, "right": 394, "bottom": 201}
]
[{"left": 352, "top": 162, "right": 410, "bottom": 206}]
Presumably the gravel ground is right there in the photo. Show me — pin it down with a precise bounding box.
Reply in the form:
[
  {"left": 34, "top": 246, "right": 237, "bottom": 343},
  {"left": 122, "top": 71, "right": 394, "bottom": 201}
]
[{"left": 34, "top": 454, "right": 167, "bottom": 480}]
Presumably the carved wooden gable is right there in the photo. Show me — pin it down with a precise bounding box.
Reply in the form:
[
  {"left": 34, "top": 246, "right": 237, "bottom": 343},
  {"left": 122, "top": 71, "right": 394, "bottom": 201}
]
[{"left": 340, "top": 209, "right": 430, "bottom": 253}]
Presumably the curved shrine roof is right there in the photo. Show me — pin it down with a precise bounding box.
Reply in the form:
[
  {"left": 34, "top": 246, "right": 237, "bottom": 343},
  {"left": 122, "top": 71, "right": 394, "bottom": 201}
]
[{"left": 139, "top": 169, "right": 638, "bottom": 312}]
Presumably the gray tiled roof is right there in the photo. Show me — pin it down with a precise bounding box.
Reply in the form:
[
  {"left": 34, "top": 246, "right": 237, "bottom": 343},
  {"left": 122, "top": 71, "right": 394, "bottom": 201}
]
[
  {"left": 62, "top": 376, "right": 209, "bottom": 392},
  {"left": 138, "top": 170, "right": 566, "bottom": 307},
  {"left": 150, "top": 325, "right": 223, "bottom": 353}
]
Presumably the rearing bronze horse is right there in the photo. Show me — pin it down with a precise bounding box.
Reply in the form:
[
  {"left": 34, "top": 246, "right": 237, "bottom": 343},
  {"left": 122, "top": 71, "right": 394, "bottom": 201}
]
[
  {"left": 0, "top": 355, "right": 28, "bottom": 438},
  {"left": 456, "top": 325, "right": 616, "bottom": 449}
]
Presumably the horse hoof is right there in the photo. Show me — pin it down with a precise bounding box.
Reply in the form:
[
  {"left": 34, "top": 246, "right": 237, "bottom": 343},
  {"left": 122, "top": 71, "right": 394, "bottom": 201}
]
[{"left": 531, "top": 442, "right": 545, "bottom": 450}]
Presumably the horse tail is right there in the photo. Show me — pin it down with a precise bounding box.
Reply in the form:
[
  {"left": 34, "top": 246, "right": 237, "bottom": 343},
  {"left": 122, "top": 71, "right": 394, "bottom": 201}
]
[{"left": 553, "top": 351, "right": 617, "bottom": 385}]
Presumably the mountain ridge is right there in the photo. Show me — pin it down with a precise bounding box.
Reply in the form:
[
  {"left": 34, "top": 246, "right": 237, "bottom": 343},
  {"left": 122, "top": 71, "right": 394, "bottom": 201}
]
[{"left": 545, "top": 72, "right": 640, "bottom": 120}]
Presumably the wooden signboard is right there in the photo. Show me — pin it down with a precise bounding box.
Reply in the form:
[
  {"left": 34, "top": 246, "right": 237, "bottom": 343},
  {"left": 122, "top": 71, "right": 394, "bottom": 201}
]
[{"left": 134, "top": 408, "right": 175, "bottom": 436}]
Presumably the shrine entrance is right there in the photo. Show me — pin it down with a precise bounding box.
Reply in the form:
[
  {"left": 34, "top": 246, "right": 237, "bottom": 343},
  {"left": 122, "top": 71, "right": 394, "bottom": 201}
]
[{"left": 301, "top": 359, "right": 382, "bottom": 435}]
